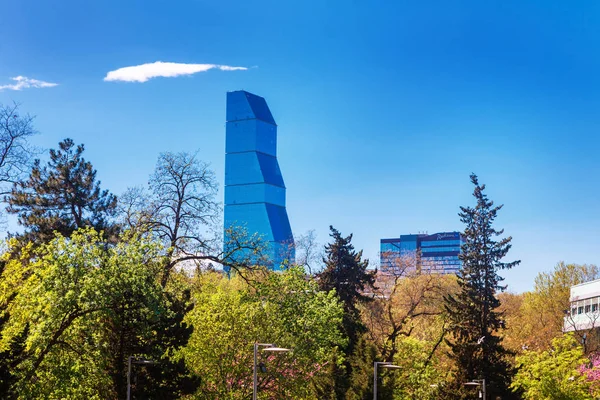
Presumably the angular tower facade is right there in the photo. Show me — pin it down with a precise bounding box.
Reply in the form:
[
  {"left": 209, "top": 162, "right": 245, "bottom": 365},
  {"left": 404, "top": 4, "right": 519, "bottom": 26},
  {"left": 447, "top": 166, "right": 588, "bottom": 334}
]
[{"left": 224, "top": 91, "right": 294, "bottom": 270}]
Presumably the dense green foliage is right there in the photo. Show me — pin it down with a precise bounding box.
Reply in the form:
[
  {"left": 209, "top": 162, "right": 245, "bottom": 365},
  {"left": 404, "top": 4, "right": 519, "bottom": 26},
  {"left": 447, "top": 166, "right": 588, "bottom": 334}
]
[
  {"left": 444, "top": 174, "right": 520, "bottom": 399},
  {"left": 180, "top": 267, "right": 345, "bottom": 399},
  {"left": 0, "top": 229, "right": 167, "bottom": 398},
  {"left": 0, "top": 231, "right": 347, "bottom": 399},
  {"left": 391, "top": 337, "right": 444, "bottom": 400},
  {"left": 512, "top": 334, "right": 593, "bottom": 400},
  {"left": 1, "top": 109, "right": 598, "bottom": 399}
]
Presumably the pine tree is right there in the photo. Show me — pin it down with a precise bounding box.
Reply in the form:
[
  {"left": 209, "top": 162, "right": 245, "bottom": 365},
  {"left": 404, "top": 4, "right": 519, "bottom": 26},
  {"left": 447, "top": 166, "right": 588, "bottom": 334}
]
[
  {"left": 7, "top": 138, "right": 118, "bottom": 244},
  {"left": 318, "top": 226, "right": 376, "bottom": 399},
  {"left": 444, "top": 174, "right": 520, "bottom": 399}
]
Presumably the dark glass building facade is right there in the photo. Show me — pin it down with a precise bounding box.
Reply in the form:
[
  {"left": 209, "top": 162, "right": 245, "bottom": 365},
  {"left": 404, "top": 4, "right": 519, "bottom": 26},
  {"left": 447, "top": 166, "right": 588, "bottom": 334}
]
[
  {"left": 380, "top": 231, "right": 463, "bottom": 274},
  {"left": 224, "top": 91, "right": 294, "bottom": 270}
]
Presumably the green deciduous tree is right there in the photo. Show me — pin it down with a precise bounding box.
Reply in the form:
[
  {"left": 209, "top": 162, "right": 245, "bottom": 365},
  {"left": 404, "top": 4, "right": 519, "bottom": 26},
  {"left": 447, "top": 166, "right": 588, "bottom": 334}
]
[
  {"left": 391, "top": 337, "right": 445, "bottom": 400},
  {"left": 512, "top": 334, "right": 593, "bottom": 400},
  {"left": 444, "top": 174, "right": 520, "bottom": 399},
  {"left": 7, "top": 139, "right": 118, "bottom": 244},
  {"left": 179, "top": 267, "right": 345, "bottom": 399},
  {"left": 0, "top": 228, "right": 192, "bottom": 399}
]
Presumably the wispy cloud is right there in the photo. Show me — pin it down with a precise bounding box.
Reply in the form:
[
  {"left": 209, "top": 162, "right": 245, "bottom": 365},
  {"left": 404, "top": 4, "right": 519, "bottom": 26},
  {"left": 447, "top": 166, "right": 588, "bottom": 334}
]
[
  {"left": 0, "top": 76, "right": 58, "bottom": 91},
  {"left": 104, "top": 61, "right": 248, "bottom": 83}
]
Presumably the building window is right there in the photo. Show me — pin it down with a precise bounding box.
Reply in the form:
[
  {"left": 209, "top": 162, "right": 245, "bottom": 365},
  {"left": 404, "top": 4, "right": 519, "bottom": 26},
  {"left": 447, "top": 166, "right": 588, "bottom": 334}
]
[
  {"left": 593, "top": 304, "right": 598, "bottom": 313},
  {"left": 579, "top": 306, "right": 584, "bottom": 314},
  {"left": 572, "top": 307, "right": 577, "bottom": 315},
  {"left": 585, "top": 305, "right": 591, "bottom": 313},
  {"left": 421, "top": 240, "right": 461, "bottom": 247},
  {"left": 421, "top": 246, "right": 461, "bottom": 253}
]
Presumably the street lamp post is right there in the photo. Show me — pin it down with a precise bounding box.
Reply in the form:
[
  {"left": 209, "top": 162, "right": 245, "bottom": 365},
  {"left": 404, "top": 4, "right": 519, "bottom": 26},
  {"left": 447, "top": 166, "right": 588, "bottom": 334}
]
[
  {"left": 373, "top": 361, "right": 401, "bottom": 400},
  {"left": 253, "top": 343, "right": 290, "bottom": 400},
  {"left": 127, "top": 356, "right": 156, "bottom": 400},
  {"left": 464, "top": 379, "right": 486, "bottom": 399}
]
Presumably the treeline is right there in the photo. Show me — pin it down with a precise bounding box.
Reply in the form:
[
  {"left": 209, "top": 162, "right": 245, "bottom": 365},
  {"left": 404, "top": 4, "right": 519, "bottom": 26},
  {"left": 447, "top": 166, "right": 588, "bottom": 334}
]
[{"left": 0, "top": 103, "right": 598, "bottom": 399}]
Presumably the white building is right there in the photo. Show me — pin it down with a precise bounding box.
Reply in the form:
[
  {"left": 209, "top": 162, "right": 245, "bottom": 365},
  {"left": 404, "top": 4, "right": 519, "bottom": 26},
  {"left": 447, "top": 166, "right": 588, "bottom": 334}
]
[{"left": 564, "top": 278, "right": 600, "bottom": 332}]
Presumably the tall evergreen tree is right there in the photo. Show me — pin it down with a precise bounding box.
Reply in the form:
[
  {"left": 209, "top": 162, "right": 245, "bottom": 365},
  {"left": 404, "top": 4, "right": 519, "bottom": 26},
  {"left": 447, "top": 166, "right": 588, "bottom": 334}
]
[
  {"left": 318, "top": 226, "right": 376, "bottom": 399},
  {"left": 319, "top": 226, "right": 375, "bottom": 350},
  {"left": 444, "top": 174, "right": 520, "bottom": 399},
  {"left": 7, "top": 138, "right": 118, "bottom": 244}
]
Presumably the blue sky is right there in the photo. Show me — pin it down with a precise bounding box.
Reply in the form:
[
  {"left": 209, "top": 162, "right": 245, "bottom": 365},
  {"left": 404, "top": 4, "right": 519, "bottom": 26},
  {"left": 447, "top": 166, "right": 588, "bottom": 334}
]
[{"left": 1, "top": 0, "right": 599, "bottom": 293}]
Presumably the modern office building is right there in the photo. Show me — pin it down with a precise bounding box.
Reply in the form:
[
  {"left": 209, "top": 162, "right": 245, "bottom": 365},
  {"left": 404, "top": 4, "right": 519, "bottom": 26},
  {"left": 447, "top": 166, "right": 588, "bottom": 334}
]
[
  {"left": 564, "top": 279, "right": 600, "bottom": 333},
  {"left": 380, "top": 231, "right": 463, "bottom": 274},
  {"left": 223, "top": 90, "right": 294, "bottom": 270}
]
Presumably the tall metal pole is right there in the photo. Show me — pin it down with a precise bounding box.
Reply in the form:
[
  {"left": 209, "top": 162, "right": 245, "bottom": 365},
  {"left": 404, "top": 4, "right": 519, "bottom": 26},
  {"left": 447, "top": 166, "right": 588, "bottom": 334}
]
[
  {"left": 482, "top": 379, "right": 486, "bottom": 400},
  {"left": 373, "top": 362, "right": 378, "bottom": 400},
  {"left": 127, "top": 356, "right": 132, "bottom": 400},
  {"left": 253, "top": 343, "right": 258, "bottom": 400}
]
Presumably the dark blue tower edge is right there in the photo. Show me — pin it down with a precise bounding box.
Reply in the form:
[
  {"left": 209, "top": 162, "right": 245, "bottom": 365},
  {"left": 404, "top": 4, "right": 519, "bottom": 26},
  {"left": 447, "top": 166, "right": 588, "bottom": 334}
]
[{"left": 224, "top": 91, "right": 295, "bottom": 271}]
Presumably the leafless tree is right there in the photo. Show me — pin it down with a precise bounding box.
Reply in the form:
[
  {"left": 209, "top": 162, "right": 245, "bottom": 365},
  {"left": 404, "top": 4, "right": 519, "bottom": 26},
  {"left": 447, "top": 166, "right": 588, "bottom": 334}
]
[
  {"left": 117, "top": 186, "right": 152, "bottom": 232},
  {"left": 362, "top": 252, "right": 456, "bottom": 362},
  {"left": 294, "top": 229, "right": 324, "bottom": 274},
  {"left": 119, "top": 151, "right": 269, "bottom": 287},
  {"left": 0, "top": 102, "right": 38, "bottom": 196},
  {"left": 563, "top": 305, "right": 600, "bottom": 353}
]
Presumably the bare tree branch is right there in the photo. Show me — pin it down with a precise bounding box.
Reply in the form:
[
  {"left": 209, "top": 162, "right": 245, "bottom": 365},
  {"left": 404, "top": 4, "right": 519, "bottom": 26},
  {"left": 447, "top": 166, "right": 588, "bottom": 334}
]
[
  {"left": 118, "top": 151, "right": 270, "bottom": 287},
  {"left": 0, "top": 103, "right": 38, "bottom": 197}
]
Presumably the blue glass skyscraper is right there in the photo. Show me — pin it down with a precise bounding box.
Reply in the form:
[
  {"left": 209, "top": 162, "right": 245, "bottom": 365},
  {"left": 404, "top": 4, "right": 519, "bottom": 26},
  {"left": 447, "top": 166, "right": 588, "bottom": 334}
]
[{"left": 224, "top": 91, "right": 294, "bottom": 270}]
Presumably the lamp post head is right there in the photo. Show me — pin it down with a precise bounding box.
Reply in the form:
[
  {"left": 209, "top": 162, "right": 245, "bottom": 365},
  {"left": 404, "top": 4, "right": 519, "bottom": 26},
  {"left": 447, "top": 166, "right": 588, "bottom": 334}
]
[
  {"left": 263, "top": 347, "right": 291, "bottom": 352},
  {"left": 129, "top": 356, "right": 156, "bottom": 365},
  {"left": 375, "top": 361, "right": 401, "bottom": 369}
]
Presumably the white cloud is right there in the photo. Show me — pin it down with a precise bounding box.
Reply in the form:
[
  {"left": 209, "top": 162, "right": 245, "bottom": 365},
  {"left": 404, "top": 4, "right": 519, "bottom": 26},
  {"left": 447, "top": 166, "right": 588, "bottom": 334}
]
[
  {"left": 104, "top": 61, "right": 248, "bottom": 83},
  {"left": 0, "top": 76, "right": 58, "bottom": 91}
]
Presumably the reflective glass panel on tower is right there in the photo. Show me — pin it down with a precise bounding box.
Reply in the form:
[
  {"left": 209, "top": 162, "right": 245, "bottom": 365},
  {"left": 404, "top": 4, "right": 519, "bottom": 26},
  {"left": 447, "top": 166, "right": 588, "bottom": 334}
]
[{"left": 223, "top": 91, "right": 295, "bottom": 269}]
